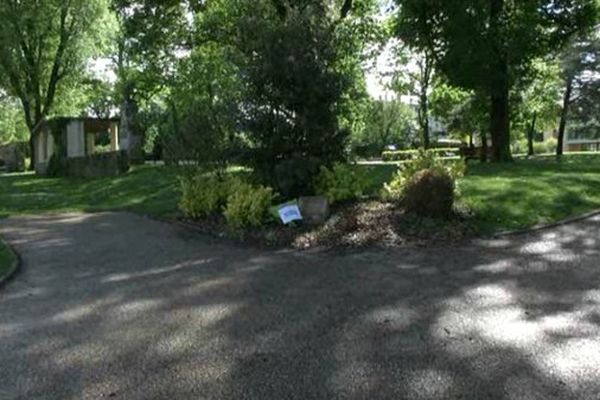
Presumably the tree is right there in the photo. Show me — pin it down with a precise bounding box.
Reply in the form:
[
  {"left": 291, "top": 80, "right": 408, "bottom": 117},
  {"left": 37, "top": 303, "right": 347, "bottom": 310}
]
[
  {"left": 0, "top": 0, "right": 110, "bottom": 169},
  {"left": 390, "top": 46, "right": 435, "bottom": 149},
  {"left": 111, "top": 0, "right": 197, "bottom": 162},
  {"left": 556, "top": 31, "right": 600, "bottom": 156},
  {"left": 354, "top": 97, "right": 417, "bottom": 156},
  {"left": 0, "top": 94, "right": 28, "bottom": 145},
  {"left": 394, "top": 0, "right": 598, "bottom": 162},
  {"left": 513, "top": 58, "right": 562, "bottom": 156},
  {"left": 232, "top": 0, "right": 379, "bottom": 196},
  {"left": 430, "top": 83, "right": 490, "bottom": 159}
]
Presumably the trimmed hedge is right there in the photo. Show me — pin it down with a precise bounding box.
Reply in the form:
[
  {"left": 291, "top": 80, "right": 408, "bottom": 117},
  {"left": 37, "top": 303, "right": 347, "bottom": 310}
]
[{"left": 382, "top": 148, "right": 461, "bottom": 162}]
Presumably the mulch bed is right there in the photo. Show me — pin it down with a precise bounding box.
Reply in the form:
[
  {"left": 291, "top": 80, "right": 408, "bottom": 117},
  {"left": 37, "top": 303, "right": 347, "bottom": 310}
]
[{"left": 179, "top": 200, "right": 475, "bottom": 250}]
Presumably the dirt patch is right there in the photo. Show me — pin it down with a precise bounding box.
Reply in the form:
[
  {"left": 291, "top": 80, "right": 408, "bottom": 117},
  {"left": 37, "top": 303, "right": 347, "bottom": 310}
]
[{"left": 180, "top": 200, "right": 475, "bottom": 250}]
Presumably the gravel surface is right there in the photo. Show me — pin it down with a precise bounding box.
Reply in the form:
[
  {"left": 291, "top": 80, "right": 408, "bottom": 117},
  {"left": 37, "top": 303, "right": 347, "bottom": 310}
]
[{"left": 1, "top": 212, "right": 599, "bottom": 400}]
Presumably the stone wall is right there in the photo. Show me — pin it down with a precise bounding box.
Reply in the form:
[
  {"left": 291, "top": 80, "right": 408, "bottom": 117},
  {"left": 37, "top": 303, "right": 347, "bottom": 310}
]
[
  {"left": 65, "top": 151, "right": 130, "bottom": 178},
  {"left": 0, "top": 143, "right": 26, "bottom": 172}
]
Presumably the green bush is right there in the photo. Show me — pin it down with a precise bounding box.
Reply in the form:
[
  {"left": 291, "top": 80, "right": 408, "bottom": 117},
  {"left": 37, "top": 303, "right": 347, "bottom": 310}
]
[
  {"left": 179, "top": 172, "right": 245, "bottom": 218},
  {"left": 179, "top": 174, "right": 224, "bottom": 219},
  {"left": 381, "top": 147, "right": 461, "bottom": 162},
  {"left": 383, "top": 149, "right": 466, "bottom": 201},
  {"left": 224, "top": 183, "right": 275, "bottom": 230},
  {"left": 403, "top": 168, "right": 455, "bottom": 218},
  {"left": 314, "top": 163, "right": 369, "bottom": 204},
  {"left": 533, "top": 138, "right": 558, "bottom": 155}
]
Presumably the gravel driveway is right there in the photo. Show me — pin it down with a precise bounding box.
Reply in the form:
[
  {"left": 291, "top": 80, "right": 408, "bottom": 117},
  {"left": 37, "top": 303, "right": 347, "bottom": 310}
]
[{"left": 1, "top": 212, "right": 599, "bottom": 400}]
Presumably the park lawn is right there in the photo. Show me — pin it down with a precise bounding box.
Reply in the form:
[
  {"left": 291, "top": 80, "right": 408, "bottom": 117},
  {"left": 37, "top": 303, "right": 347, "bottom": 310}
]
[
  {"left": 355, "top": 153, "right": 600, "bottom": 233},
  {"left": 0, "top": 165, "right": 182, "bottom": 218},
  {"left": 0, "top": 239, "right": 16, "bottom": 279},
  {"left": 459, "top": 154, "right": 600, "bottom": 233},
  {"left": 1, "top": 154, "right": 599, "bottom": 235}
]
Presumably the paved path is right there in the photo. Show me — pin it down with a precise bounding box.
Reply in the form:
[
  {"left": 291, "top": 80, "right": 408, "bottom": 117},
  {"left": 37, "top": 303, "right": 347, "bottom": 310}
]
[{"left": 1, "top": 212, "right": 599, "bottom": 400}]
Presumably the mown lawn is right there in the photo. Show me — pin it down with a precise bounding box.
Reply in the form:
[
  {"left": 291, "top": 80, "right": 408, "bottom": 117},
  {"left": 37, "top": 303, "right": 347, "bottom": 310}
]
[
  {"left": 1, "top": 154, "right": 600, "bottom": 234},
  {"left": 459, "top": 154, "right": 600, "bottom": 233},
  {"left": 0, "top": 239, "right": 16, "bottom": 279},
  {"left": 0, "top": 165, "right": 182, "bottom": 218},
  {"left": 355, "top": 154, "right": 600, "bottom": 233}
]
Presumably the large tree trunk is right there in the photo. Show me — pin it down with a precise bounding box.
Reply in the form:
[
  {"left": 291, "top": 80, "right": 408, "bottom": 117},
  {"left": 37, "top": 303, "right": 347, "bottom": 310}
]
[
  {"left": 527, "top": 112, "right": 537, "bottom": 157},
  {"left": 557, "top": 76, "right": 574, "bottom": 157},
  {"left": 489, "top": 85, "right": 513, "bottom": 162}
]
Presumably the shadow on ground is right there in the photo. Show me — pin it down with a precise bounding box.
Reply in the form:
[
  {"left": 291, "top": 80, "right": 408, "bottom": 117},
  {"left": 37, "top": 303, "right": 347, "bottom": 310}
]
[{"left": 0, "top": 212, "right": 599, "bottom": 399}]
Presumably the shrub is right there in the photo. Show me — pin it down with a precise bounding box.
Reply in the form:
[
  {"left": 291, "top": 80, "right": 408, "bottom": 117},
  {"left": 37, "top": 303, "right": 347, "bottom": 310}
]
[
  {"left": 271, "top": 156, "right": 321, "bottom": 199},
  {"left": 383, "top": 150, "right": 465, "bottom": 201},
  {"left": 179, "top": 172, "right": 245, "bottom": 218},
  {"left": 533, "top": 138, "right": 558, "bottom": 155},
  {"left": 403, "top": 169, "right": 455, "bottom": 218},
  {"left": 179, "top": 174, "right": 224, "bottom": 219},
  {"left": 381, "top": 147, "right": 461, "bottom": 162},
  {"left": 314, "top": 163, "right": 369, "bottom": 204},
  {"left": 224, "top": 183, "right": 275, "bottom": 230}
]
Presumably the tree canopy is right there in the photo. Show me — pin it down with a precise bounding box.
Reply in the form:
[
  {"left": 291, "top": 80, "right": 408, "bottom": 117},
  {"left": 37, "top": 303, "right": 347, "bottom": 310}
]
[
  {"left": 0, "top": 0, "right": 111, "bottom": 167},
  {"left": 393, "top": 0, "right": 598, "bottom": 161}
]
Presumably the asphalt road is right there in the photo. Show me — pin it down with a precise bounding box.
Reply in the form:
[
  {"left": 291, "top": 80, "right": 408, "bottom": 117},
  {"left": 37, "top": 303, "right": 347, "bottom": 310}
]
[{"left": 0, "top": 212, "right": 599, "bottom": 400}]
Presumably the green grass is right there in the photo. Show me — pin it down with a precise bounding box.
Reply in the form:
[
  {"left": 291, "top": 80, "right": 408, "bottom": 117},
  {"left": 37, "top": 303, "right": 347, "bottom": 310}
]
[
  {"left": 0, "top": 165, "right": 182, "bottom": 218},
  {"left": 0, "top": 239, "right": 16, "bottom": 279},
  {"left": 459, "top": 154, "right": 600, "bottom": 233},
  {"left": 356, "top": 153, "right": 600, "bottom": 234},
  {"left": 1, "top": 154, "right": 600, "bottom": 235}
]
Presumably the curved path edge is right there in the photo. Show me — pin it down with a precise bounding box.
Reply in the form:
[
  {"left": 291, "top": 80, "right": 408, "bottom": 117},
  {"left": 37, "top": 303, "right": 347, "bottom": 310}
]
[{"left": 494, "top": 208, "right": 600, "bottom": 238}]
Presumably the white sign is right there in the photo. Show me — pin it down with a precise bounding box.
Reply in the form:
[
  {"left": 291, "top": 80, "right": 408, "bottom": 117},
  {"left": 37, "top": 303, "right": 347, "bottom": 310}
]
[{"left": 278, "top": 204, "right": 303, "bottom": 224}]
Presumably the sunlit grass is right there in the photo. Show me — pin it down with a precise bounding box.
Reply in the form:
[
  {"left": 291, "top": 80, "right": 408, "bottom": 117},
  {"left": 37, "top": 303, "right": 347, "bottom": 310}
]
[
  {"left": 1, "top": 154, "right": 600, "bottom": 235},
  {"left": 356, "top": 153, "right": 600, "bottom": 234},
  {"left": 0, "top": 165, "right": 182, "bottom": 218}
]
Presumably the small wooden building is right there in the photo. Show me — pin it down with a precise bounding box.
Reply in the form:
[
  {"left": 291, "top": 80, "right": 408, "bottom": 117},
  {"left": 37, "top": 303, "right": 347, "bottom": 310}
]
[{"left": 34, "top": 117, "right": 127, "bottom": 176}]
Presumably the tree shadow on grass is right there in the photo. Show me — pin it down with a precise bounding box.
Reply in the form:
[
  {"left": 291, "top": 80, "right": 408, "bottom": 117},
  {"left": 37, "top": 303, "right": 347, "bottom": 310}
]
[{"left": 0, "top": 212, "right": 599, "bottom": 399}]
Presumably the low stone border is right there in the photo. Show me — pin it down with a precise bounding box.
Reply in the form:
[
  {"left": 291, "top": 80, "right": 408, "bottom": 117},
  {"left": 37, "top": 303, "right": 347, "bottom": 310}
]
[
  {"left": 0, "top": 238, "right": 21, "bottom": 289},
  {"left": 494, "top": 209, "right": 600, "bottom": 238}
]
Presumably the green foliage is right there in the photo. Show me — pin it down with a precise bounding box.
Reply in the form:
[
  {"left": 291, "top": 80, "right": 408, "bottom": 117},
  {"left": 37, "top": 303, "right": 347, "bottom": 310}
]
[
  {"left": 179, "top": 174, "right": 222, "bottom": 219},
  {"left": 394, "top": 0, "right": 597, "bottom": 94},
  {"left": 224, "top": 183, "right": 274, "bottom": 230},
  {"left": 314, "top": 163, "right": 369, "bottom": 204},
  {"left": 0, "top": 0, "right": 112, "bottom": 165},
  {"left": 403, "top": 169, "right": 455, "bottom": 218},
  {"left": 430, "top": 83, "right": 489, "bottom": 146},
  {"left": 161, "top": 17, "right": 244, "bottom": 168},
  {"left": 178, "top": 172, "right": 245, "bottom": 219},
  {"left": 383, "top": 150, "right": 466, "bottom": 201},
  {"left": 393, "top": 0, "right": 599, "bottom": 161},
  {"left": 272, "top": 157, "right": 322, "bottom": 200},
  {"left": 235, "top": 4, "right": 348, "bottom": 196},
  {"left": 533, "top": 139, "right": 558, "bottom": 155},
  {"left": 230, "top": 0, "right": 379, "bottom": 197},
  {"left": 352, "top": 98, "right": 418, "bottom": 157},
  {"left": 0, "top": 97, "right": 28, "bottom": 145},
  {"left": 563, "top": 32, "right": 600, "bottom": 140},
  {"left": 381, "top": 148, "right": 461, "bottom": 162}
]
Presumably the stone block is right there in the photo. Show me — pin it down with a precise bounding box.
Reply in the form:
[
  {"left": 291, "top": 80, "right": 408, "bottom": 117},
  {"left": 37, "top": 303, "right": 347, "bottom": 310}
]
[{"left": 299, "top": 196, "right": 330, "bottom": 225}]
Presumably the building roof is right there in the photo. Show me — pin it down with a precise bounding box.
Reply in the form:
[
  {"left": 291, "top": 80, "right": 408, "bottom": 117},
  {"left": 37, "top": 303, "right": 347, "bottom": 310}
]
[{"left": 48, "top": 116, "right": 120, "bottom": 124}]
